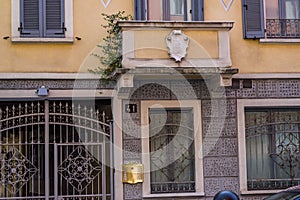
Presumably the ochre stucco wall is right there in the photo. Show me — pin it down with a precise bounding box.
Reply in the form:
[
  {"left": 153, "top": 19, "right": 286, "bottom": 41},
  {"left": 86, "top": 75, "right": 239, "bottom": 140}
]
[
  {"left": 134, "top": 30, "right": 218, "bottom": 59},
  {"left": 1, "top": 0, "right": 300, "bottom": 74},
  {"left": 0, "top": 0, "right": 133, "bottom": 73},
  {"left": 205, "top": 0, "right": 300, "bottom": 74}
]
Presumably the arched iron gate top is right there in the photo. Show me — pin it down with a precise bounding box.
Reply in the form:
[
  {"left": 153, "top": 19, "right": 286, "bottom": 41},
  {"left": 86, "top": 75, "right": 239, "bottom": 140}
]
[{"left": 0, "top": 100, "right": 113, "bottom": 200}]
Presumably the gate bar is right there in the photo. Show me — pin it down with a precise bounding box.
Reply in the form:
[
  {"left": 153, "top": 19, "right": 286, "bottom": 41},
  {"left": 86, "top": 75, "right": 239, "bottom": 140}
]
[
  {"left": 45, "top": 100, "right": 50, "bottom": 200},
  {"left": 54, "top": 143, "right": 58, "bottom": 200},
  {"left": 102, "top": 137, "right": 107, "bottom": 200},
  {"left": 110, "top": 121, "right": 114, "bottom": 200}
]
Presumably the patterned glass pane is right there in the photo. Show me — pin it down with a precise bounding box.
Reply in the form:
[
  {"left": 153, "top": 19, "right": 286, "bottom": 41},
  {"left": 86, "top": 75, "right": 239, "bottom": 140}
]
[
  {"left": 149, "top": 109, "right": 195, "bottom": 193},
  {"left": 245, "top": 108, "right": 300, "bottom": 190}
]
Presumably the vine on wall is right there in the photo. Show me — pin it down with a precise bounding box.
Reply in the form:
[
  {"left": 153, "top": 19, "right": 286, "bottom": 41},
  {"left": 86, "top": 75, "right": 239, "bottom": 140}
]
[{"left": 90, "top": 11, "right": 132, "bottom": 79}]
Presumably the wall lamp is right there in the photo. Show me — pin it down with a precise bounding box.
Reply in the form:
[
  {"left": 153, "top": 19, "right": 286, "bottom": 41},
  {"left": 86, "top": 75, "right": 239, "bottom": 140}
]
[{"left": 36, "top": 86, "right": 49, "bottom": 96}]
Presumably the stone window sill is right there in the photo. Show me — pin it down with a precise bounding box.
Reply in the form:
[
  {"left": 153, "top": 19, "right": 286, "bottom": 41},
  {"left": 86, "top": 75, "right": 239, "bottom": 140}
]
[
  {"left": 260, "top": 38, "right": 300, "bottom": 43},
  {"left": 11, "top": 37, "right": 74, "bottom": 43},
  {"left": 143, "top": 192, "right": 205, "bottom": 198},
  {"left": 240, "top": 189, "right": 282, "bottom": 195}
]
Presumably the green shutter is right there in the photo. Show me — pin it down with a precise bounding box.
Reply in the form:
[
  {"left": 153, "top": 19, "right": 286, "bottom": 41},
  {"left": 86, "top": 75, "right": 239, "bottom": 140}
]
[
  {"left": 20, "top": 0, "right": 42, "bottom": 37},
  {"left": 45, "top": 0, "right": 65, "bottom": 37},
  {"left": 242, "top": 0, "right": 265, "bottom": 38}
]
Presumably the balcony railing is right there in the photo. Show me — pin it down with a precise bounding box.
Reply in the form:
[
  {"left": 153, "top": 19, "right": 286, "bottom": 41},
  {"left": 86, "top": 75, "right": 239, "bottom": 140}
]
[{"left": 266, "top": 19, "right": 300, "bottom": 38}]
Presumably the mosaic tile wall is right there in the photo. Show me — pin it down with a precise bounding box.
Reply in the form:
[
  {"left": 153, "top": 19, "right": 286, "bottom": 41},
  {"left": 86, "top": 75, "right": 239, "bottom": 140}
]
[{"left": 0, "top": 79, "right": 115, "bottom": 89}]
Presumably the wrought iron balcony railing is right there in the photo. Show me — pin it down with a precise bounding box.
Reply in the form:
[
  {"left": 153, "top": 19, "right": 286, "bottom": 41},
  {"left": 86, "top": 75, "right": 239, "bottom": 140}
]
[{"left": 266, "top": 19, "right": 300, "bottom": 38}]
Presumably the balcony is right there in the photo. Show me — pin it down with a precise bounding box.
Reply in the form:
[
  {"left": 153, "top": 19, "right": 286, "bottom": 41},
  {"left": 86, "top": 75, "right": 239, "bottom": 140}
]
[
  {"left": 116, "top": 21, "right": 238, "bottom": 87},
  {"left": 266, "top": 19, "right": 300, "bottom": 38}
]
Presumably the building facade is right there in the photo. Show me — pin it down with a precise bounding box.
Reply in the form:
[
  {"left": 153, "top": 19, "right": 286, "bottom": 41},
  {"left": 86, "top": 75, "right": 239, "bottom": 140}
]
[{"left": 1, "top": 0, "right": 300, "bottom": 200}]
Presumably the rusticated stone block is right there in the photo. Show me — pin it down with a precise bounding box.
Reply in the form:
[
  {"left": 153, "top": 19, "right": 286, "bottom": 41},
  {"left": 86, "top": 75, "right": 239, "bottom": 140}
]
[
  {"left": 203, "top": 138, "right": 238, "bottom": 157},
  {"left": 202, "top": 100, "right": 219, "bottom": 118},
  {"left": 203, "top": 157, "right": 239, "bottom": 177},
  {"left": 278, "top": 80, "right": 300, "bottom": 97},
  {"left": 189, "top": 79, "right": 202, "bottom": 99},
  {"left": 240, "top": 196, "right": 267, "bottom": 200},
  {"left": 202, "top": 99, "right": 236, "bottom": 118},
  {"left": 236, "top": 80, "right": 257, "bottom": 98},
  {"left": 202, "top": 117, "right": 237, "bottom": 138},
  {"left": 224, "top": 87, "right": 237, "bottom": 98},
  {"left": 205, "top": 177, "right": 239, "bottom": 197},
  {"left": 123, "top": 139, "right": 141, "bottom": 160},
  {"left": 123, "top": 119, "right": 141, "bottom": 139},
  {"left": 136, "top": 81, "right": 171, "bottom": 100},
  {"left": 170, "top": 80, "right": 199, "bottom": 100},
  {"left": 123, "top": 160, "right": 141, "bottom": 165},
  {"left": 257, "top": 80, "right": 277, "bottom": 97},
  {"left": 124, "top": 183, "right": 142, "bottom": 200}
]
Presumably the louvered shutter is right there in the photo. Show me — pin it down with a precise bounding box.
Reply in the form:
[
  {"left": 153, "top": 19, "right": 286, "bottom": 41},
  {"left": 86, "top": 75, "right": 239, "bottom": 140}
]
[
  {"left": 191, "top": 0, "right": 204, "bottom": 21},
  {"left": 20, "top": 0, "right": 42, "bottom": 37},
  {"left": 45, "top": 0, "right": 65, "bottom": 37},
  {"left": 134, "top": 0, "right": 146, "bottom": 20},
  {"left": 242, "top": 0, "right": 265, "bottom": 38},
  {"left": 163, "top": 0, "right": 170, "bottom": 20}
]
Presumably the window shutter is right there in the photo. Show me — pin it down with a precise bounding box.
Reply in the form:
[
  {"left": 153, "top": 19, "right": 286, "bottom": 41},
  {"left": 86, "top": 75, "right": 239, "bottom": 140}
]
[
  {"left": 20, "top": 0, "right": 41, "bottom": 37},
  {"left": 134, "top": 0, "right": 146, "bottom": 20},
  {"left": 242, "top": 0, "right": 265, "bottom": 38},
  {"left": 163, "top": 0, "right": 170, "bottom": 20},
  {"left": 45, "top": 0, "right": 65, "bottom": 37},
  {"left": 191, "top": 0, "right": 204, "bottom": 21}
]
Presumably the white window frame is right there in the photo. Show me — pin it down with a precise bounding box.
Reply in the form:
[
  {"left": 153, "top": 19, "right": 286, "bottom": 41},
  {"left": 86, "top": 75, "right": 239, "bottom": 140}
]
[
  {"left": 11, "top": 0, "right": 74, "bottom": 43},
  {"left": 237, "top": 98, "right": 300, "bottom": 194},
  {"left": 141, "top": 100, "right": 204, "bottom": 198}
]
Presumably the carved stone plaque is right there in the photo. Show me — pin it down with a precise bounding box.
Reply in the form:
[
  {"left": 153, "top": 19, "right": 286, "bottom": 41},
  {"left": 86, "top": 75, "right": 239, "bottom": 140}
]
[{"left": 166, "top": 30, "right": 189, "bottom": 62}]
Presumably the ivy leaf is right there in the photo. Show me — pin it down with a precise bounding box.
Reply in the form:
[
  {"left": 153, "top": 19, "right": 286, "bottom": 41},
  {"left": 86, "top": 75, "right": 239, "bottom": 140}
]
[{"left": 90, "top": 11, "right": 132, "bottom": 80}]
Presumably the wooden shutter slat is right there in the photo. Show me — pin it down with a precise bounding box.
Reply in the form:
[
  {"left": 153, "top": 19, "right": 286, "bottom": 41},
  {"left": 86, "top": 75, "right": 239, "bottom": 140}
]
[
  {"left": 45, "top": 0, "right": 65, "bottom": 37},
  {"left": 20, "top": 0, "right": 41, "bottom": 37},
  {"left": 191, "top": 0, "right": 204, "bottom": 21},
  {"left": 134, "top": 0, "right": 146, "bottom": 20},
  {"left": 163, "top": 0, "right": 170, "bottom": 20},
  {"left": 242, "top": 0, "right": 265, "bottom": 38}
]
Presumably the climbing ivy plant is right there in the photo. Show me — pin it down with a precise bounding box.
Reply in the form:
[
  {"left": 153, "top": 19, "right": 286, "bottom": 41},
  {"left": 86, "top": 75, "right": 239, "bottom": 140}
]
[{"left": 90, "top": 11, "right": 132, "bottom": 79}]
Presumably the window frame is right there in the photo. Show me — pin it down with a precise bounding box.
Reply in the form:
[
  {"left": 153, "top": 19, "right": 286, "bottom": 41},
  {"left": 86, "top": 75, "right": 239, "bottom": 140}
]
[
  {"left": 242, "top": 0, "right": 300, "bottom": 41},
  {"left": 238, "top": 98, "right": 300, "bottom": 194},
  {"left": 141, "top": 100, "right": 204, "bottom": 198},
  {"left": 149, "top": 108, "right": 195, "bottom": 194},
  {"left": 134, "top": 0, "right": 204, "bottom": 21},
  {"left": 11, "top": 0, "right": 74, "bottom": 43}
]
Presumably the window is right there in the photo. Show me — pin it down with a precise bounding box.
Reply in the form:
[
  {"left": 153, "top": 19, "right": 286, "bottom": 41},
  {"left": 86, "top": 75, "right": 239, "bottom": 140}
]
[
  {"left": 238, "top": 99, "right": 300, "bottom": 193},
  {"left": 242, "top": 0, "right": 300, "bottom": 38},
  {"left": 245, "top": 108, "right": 300, "bottom": 190},
  {"left": 141, "top": 100, "right": 204, "bottom": 198},
  {"left": 149, "top": 109, "right": 195, "bottom": 193},
  {"left": 12, "top": 0, "right": 73, "bottom": 42},
  {"left": 134, "top": 0, "right": 204, "bottom": 21},
  {"left": 19, "top": 0, "right": 65, "bottom": 38}
]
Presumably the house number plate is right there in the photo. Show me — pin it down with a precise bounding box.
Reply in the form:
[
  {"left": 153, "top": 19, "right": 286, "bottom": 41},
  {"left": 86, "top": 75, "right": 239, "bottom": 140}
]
[{"left": 125, "top": 104, "right": 138, "bottom": 113}]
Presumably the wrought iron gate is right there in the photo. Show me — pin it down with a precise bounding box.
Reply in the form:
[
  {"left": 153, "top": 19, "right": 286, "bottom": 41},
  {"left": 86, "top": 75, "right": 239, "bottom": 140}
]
[{"left": 0, "top": 100, "right": 113, "bottom": 200}]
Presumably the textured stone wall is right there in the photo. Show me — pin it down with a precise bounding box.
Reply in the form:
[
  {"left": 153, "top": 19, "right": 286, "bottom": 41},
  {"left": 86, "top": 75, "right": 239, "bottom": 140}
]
[
  {"left": 3, "top": 78, "right": 300, "bottom": 199},
  {"left": 121, "top": 78, "right": 300, "bottom": 200},
  {"left": 121, "top": 79, "right": 241, "bottom": 200},
  {"left": 0, "top": 79, "right": 115, "bottom": 89}
]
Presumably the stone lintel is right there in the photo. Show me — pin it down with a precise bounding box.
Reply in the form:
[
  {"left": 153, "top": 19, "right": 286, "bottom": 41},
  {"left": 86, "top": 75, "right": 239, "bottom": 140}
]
[
  {"left": 113, "top": 67, "right": 239, "bottom": 88},
  {"left": 118, "top": 21, "right": 234, "bottom": 31}
]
